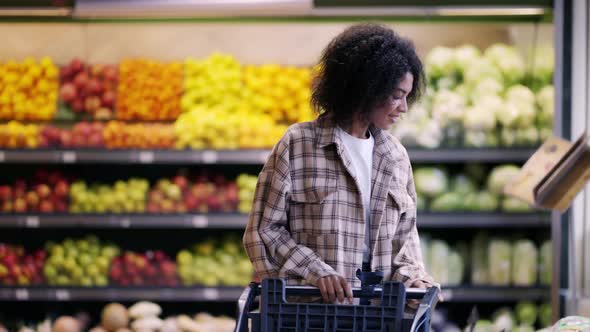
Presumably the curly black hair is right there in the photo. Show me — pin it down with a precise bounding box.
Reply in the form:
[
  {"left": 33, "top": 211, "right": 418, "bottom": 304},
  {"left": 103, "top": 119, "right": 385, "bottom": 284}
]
[{"left": 311, "top": 23, "right": 425, "bottom": 126}]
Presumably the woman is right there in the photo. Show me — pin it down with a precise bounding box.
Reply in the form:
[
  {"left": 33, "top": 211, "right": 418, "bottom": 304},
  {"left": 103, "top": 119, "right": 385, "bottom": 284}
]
[{"left": 243, "top": 23, "right": 438, "bottom": 304}]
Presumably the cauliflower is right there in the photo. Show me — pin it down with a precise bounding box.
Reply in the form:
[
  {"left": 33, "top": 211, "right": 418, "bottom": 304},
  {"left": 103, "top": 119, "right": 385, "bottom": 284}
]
[
  {"left": 484, "top": 44, "right": 526, "bottom": 85},
  {"left": 463, "top": 57, "right": 502, "bottom": 87},
  {"left": 463, "top": 104, "right": 497, "bottom": 131},
  {"left": 425, "top": 46, "right": 457, "bottom": 81},
  {"left": 506, "top": 84, "right": 536, "bottom": 107},
  {"left": 515, "top": 127, "right": 539, "bottom": 146},
  {"left": 470, "top": 77, "right": 504, "bottom": 102},
  {"left": 454, "top": 45, "right": 482, "bottom": 71},
  {"left": 431, "top": 90, "right": 466, "bottom": 127},
  {"left": 416, "top": 119, "right": 444, "bottom": 149},
  {"left": 487, "top": 164, "right": 521, "bottom": 195},
  {"left": 414, "top": 167, "right": 449, "bottom": 198},
  {"left": 496, "top": 101, "right": 522, "bottom": 128}
]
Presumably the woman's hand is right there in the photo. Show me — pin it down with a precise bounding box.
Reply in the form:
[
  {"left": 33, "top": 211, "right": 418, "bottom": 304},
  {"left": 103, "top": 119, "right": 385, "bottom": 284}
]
[
  {"left": 316, "top": 275, "right": 353, "bottom": 304},
  {"left": 409, "top": 280, "right": 444, "bottom": 308}
]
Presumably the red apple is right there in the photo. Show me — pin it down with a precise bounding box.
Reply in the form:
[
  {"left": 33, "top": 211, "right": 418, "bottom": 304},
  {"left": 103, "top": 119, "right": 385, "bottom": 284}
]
[
  {"left": 59, "top": 83, "right": 77, "bottom": 102},
  {"left": 87, "top": 78, "right": 103, "bottom": 95},
  {"left": 88, "top": 132, "right": 103, "bottom": 148},
  {"left": 0, "top": 185, "right": 12, "bottom": 200},
  {"left": 73, "top": 71, "right": 89, "bottom": 90},
  {"left": 39, "top": 200, "right": 54, "bottom": 213},
  {"left": 103, "top": 65, "right": 118, "bottom": 82},
  {"left": 70, "top": 58, "right": 84, "bottom": 73},
  {"left": 35, "top": 184, "right": 51, "bottom": 199},
  {"left": 55, "top": 180, "right": 69, "bottom": 198},
  {"left": 69, "top": 98, "right": 84, "bottom": 113},
  {"left": 60, "top": 66, "right": 72, "bottom": 81},
  {"left": 101, "top": 91, "right": 115, "bottom": 108},
  {"left": 172, "top": 175, "right": 189, "bottom": 191}
]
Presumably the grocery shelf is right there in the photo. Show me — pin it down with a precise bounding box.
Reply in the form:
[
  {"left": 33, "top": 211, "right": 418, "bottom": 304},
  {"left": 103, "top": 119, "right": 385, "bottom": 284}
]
[
  {"left": 418, "top": 212, "right": 551, "bottom": 228},
  {"left": 0, "top": 149, "right": 271, "bottom": 165},
  {"left": 0, "top": 285, "right": 550, "bottom": 303},
  {"left": 407, "top": 148, "right": 537, "bottom": 163},
  {"left": 440, "top": 286, "right": 551, "bottom": 302},
  {"left": 0, "top": 213, "right": 248, "bottom": 229},
  {"left": 0, "top": 213, "right": 549, "bottom": 229},
  {"left": 0, "top": 148, "right": 537, "bottom": 164},
  {"left": 0, "top": 286, "right": 243, "bottom": 302}
]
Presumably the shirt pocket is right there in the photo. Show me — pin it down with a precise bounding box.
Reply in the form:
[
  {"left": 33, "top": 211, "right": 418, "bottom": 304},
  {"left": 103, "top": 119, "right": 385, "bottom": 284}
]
[
  {"left": 384, "top": 188, "right": 413, "bottom": 239},
  {"left": 289, "top": 188, "right": 340, "bottom": 236}
]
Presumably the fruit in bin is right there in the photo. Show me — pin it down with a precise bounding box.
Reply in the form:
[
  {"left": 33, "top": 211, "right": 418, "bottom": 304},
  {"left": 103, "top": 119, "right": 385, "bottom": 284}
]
[
  {"left": 101, "top": 303, "right": 129, "bottom": 331},
  {"left": 59, "top": 59, "right": 118, "bottom": 118},
  {"left": 109, "top": 250, "right": 179, "bottom": 286},
  {"left": 117, "top": 59, "right": 182, "bottom": 120},
  {"left": 0, "top": 57, "right": 58, "bottom": 121},
  {"left": 52, "top": 316, "right": 81, "bottom": 332},
  {"left": 0, "top": 243, "right": 46, "bottom": 286},
  {"left": 176, "top": 235, "right": 253, "bottom": 286},
  {"left": 237, "top": 174, "right": 258, "bottom": 213},
  {"left": 103, "top": 121, "right": 175, "bottom": 149},
  {"left": 0, "top": 122, "right": 41, "bottom": 149},
  {"left": 44, "top": 236, "right": 119, "bottom": 286},
  {"left": 69, "top": 178, "right": 148, "bottom": 213}
]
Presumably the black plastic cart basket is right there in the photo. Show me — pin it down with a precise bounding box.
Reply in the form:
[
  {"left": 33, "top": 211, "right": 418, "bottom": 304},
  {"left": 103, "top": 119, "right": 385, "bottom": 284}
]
[{"left": 235, "top": 271, "right": 440, "bottom": 332}]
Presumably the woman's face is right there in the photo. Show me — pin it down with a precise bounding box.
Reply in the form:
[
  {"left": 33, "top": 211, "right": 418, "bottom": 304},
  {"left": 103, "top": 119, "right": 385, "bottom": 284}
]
[{"left": 368, "top": 72, "right": 413, "bottom": 130}]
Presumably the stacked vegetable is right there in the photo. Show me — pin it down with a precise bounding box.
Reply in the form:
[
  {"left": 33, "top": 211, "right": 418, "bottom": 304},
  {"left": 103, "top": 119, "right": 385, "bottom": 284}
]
[
  {"left": 421, "top": 233, "right": 551, "bottom": 287},
  {"left": 464, "top": 302, "right": 553, "bottom": 332},
  {"left": 392, "top": 44, "right": 554, "bottom": 148},
  {"left": 414, "top": 164, "right": 530, "bottom": 212}
]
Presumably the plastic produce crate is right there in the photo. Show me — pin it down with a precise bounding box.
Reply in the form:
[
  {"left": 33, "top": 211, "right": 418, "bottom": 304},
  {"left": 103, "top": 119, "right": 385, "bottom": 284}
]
[{"left": 235, "top": 276, "right": 439, "bottom": 332}]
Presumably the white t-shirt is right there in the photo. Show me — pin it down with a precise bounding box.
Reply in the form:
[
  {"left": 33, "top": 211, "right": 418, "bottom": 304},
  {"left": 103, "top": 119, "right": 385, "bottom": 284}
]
[{"left": 338, "top": 127, "right": 374, "bottom": 264}]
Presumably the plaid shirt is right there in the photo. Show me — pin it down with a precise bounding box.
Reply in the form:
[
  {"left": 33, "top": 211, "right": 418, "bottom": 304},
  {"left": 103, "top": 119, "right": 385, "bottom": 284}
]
[{"left": 243, "top": 116, "right": 436, "bottom": 288}]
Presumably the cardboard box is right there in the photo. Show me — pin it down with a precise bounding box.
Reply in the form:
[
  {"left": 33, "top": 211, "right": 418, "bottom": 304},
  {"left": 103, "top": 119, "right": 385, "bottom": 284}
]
[{"left": 504, "top": 133, "right": 590, "bottom": 212}]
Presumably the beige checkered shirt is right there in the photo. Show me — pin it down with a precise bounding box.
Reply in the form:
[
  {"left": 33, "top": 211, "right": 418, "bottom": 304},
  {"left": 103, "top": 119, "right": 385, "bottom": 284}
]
[{"left": 243, "top": 116, "right": 436, "bottom": 288}]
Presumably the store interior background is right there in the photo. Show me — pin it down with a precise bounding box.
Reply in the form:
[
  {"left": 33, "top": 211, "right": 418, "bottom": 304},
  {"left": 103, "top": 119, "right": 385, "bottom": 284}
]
[{"left": 0, "top": 0, "right": 589, "bottom": 331}]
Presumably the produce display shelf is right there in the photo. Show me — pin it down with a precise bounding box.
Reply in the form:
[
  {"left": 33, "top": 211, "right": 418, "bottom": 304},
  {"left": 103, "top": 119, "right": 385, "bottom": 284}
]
[
  {"left": 418, "top": 212, "right": 551, "bottom": 228},
  {"left": 0, "top": 286, "right": 243, "bottom": 302},
  {"left": 440, "top": 286, "right": 551, "bottom": 302},
  {"left": 0, "top": 286, "right": 549, "bottom": 303},
  {"left": 407, "top": 148, "right": 537, "bottom": 163},
  {"left": 0, "top": 148, "right": 537, "bottom": 164},
  {"left": 0, "top": 213, "right": 248, "bottom": 229},
  {"left": 0, "top": 213, "right": 550, "bottom": 229}
]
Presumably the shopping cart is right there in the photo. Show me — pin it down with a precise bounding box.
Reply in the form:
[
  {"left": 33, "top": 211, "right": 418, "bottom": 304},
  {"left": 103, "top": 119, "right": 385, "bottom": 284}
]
[{"left": 234, "top": 270, "right": 440, "bottom": 332}]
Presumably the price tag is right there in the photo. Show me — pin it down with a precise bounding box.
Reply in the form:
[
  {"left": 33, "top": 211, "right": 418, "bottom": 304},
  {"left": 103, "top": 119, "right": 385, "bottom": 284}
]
[
  {"left": 120, "top": 218, "right": 131, "bottom": 228},
  {"left": 25, "top": 216, "right": 40, "bottom": 228},
  {"left": 138, "top": 151, "right": 155, "bottom": 164},
  {"left": 0, "top": 151, "right": 5, "bottom": 162},
  {"left": 259, "top": 151, "right": 270, "bottom": 164},
  {"left": 203, "top": 288, "right": 220, "bottom": 300},
  {"left": 62, "top": 151, "right": 76, "bottom": 163},
  {"left": 191, "top": 216, "right": 208, "bottom": 228},
  {"left": 202, "top": 151, "right": 218, "bottom": 164},
  {"left": 15, "top": 289, "right": 29, "bottom": 300},
  {"left": 55, "top": 289, "right": 70, "bottom": 301}
]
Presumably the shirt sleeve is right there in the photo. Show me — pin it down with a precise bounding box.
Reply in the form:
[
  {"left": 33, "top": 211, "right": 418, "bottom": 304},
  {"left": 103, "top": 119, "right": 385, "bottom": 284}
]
[
  {"left": 242, "top": 135, "right": 338, "bottom": 286},
  {"left": 391, "top": 162, "right": 440, "bottom": 289}
]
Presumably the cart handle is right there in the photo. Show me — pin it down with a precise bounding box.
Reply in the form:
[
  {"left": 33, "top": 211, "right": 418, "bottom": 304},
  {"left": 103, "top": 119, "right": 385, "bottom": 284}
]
[{"left": 409, "top": 287, "right": 440, "bottom": 332}]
